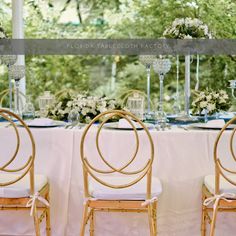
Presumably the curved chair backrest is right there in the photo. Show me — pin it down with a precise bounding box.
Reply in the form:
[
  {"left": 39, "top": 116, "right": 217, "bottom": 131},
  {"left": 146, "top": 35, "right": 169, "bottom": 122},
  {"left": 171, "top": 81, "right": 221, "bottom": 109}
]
[
  {"left": 214, "top": 116, "right": 236, "bottom": 194},
  {"left": 0, "top": 109, "right": 35, "bottom": 193},
  {"left": 0, "top": 89, "right": 25, "bottom": 108},
  {"left": 80, "top": 109, "right": 154, "bottom": 198},
  {"left": 55, "top": 89, "right": 77, "bottom": 100}
]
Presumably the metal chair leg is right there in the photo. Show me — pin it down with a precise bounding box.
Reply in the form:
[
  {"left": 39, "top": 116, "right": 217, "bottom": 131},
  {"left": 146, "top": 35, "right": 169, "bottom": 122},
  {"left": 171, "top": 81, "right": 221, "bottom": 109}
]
[
  {"left": 46, "top": 193, "right": 51, "bottom": 236},
  {"left": 33, "top": 206, "right": 41, "bottom": 236},
  {"left": 152, "top": 202, "right": 157, "bottom": 236},
  {"left": 90, "top": 209, "right": 95, "bottom": 236},
  {"left": 80, "top": 203, "right": 89, "bottom": 236},
  {"left": 148, "top": 205, "right": 154, "bottom": 236}
]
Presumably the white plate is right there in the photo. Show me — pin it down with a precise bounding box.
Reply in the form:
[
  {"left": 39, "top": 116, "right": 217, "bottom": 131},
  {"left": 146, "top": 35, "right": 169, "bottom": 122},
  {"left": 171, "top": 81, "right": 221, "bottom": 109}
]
[
  {"left": 17, "top": 120, "right": 66, "bottom": 128},
  {"left": 190, "top": 123, "right": 236, "bottom": 130},
  {"left": 103, "top": 122, "right": 154, "bottom": 130}
]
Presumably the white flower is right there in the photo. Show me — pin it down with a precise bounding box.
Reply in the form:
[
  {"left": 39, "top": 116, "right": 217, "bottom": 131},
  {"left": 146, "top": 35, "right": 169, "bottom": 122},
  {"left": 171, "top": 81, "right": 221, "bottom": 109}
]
[
  {"left": 184, "top": 34, "right": 192, "bottom": 39},
  {"left": 207, "top": 103, "right": 216, "bottom": 112},
  {"left": 200, "top": 101, "right": 208, "bottom": 108},
  {"left": 206, "top": 95, "right": 212, "bottom": 101}
]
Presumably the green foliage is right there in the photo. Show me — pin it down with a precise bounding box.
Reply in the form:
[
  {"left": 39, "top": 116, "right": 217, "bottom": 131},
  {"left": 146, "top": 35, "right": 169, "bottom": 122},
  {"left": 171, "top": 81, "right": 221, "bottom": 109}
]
[{"left": 0, "top": 0, "right": 235, "bottom": 113}]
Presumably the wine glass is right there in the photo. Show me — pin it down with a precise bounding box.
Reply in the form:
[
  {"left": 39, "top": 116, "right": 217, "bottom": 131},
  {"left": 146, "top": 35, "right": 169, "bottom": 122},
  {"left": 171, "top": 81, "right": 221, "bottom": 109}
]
[
  {"left": 68, "top": 109, "right": 81, "bottom": 128},
  {"left": 22, "top": 95, "right": 35, "bottom": 120}
]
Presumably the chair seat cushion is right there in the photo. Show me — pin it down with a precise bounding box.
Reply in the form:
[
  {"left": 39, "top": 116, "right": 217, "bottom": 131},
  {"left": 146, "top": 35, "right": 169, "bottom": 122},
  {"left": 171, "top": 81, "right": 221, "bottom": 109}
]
[
  {"left": 204, "top": 175, "right": 236, "bottom": 195},
  {"left": 89, "top": 176, "right": 162, "bottom": 200},
  {"left": 0, "top": 174, "right": 48, "bottom": 198}
]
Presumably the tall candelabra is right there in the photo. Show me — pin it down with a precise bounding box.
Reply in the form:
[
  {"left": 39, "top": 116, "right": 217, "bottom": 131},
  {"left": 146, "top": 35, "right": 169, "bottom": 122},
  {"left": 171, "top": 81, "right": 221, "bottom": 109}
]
[
  {"left": 8, "top": 65, "right": 25, "bottom": 116},
  {"left": 139, "top": 55, "right": 156, "bottom": 115},
  {"left": 153, "top": 58, "right": 171, "bottom": 126},
  {"left": 229, "top": 80, "right": 236, "bottom": 99},
  {"left": 0, "top": 55, "right": 17, "bottom": 110}
]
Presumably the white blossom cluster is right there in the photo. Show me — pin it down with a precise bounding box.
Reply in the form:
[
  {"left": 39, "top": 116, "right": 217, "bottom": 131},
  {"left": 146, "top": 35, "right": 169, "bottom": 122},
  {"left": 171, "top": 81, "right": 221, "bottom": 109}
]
[
  {"left": 163, "top": 17, "right": 212, "bottom": 39},
  {"left": 192, "top": 90, "right": 230, "bottom": 115},
  {"left": 48, "top": 93, "right": 119, "bottom": 123}
]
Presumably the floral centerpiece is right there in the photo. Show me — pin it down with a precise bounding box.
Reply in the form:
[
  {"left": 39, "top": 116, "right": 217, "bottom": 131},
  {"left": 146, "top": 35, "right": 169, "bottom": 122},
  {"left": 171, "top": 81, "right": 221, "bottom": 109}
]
[
  {"left": 47, "top": 92, "right": 121, "bottom": 123},
  {"left": 163, "top": 17, "right": 212, "bottom": 39},
  {"left": 191, "top": 90, "right": 231, "bottom": 115}
]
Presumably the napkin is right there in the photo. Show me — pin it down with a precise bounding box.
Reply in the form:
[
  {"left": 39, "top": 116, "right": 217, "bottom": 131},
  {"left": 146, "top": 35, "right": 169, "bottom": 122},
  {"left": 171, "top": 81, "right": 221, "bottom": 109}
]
[
  {"left": 118, "top": 118, "right": 141, "bottom": 129},
  {"left": 206, "top": 119, "right": 225, "bottom": 128},
  {"left": 27, "top": 118, "right": 55, "bottom": 126}
]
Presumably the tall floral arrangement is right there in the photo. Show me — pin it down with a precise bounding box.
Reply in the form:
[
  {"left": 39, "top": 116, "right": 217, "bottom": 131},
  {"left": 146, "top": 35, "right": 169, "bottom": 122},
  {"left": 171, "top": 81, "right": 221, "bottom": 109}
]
[
  {"left": 163, "top": 18, "right": 212, "bottom": 39},
  {"left": 47, "top": 92, "right": 121, "bottom": 123},
  {"left": 192, "top": 90, "right": 231, "bottom": 115}
]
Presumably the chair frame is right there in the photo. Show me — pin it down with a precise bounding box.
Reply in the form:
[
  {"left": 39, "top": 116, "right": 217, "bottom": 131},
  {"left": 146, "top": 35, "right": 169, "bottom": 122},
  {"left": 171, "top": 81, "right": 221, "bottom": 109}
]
[
  {"left": 201, "top": 116, "right": 236, "bottom": 236},
  {"left": 0, "top": 108, "right": 50, "bottom": 236},
  {"left": 80, "top": 110, "right": 158, "bottom": 236}
]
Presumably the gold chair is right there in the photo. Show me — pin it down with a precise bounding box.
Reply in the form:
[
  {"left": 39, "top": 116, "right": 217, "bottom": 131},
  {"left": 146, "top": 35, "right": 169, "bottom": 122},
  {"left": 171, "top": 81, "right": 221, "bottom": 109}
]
[
  {"left": 0, "top": 88, "right": 25, "bottom": 108},
  {"left": 80, "top": 109, "right": 162, "bottom": 236},
  {"left": 201, "top": 116, "right": 236, "bottom": 236},
  {"left": 0, "top": 108, "right": 50, "bottom": 236}
]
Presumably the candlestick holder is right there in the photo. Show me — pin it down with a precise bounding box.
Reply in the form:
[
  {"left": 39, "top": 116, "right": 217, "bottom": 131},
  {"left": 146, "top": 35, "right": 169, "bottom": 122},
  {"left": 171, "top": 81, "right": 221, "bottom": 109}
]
[
  {"left": 0, "top": 55, "right": 17, "bottom": 110},
  {"left": 139, "top": 55, "right": 156, "bottom": 117},
  {"left": 153, "top": 58, "right": 171, "bottom": 128},
  {"left": 8, "top": 65, "right": 25, "bottom": 116}
]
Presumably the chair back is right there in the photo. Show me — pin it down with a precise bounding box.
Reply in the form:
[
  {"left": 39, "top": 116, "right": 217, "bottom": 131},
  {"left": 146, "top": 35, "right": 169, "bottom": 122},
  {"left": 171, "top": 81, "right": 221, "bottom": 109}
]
[
  {"left": 80, "top": 110, "right": 154, "bottom": 199},
  {"left": 214, "top": 116, "right": 236, "bottom": 194},
  {"left": 0, "top": 109, "right": 35, "bottom": 193},
  {"left": 0, "top": 88, "right": 25, "bottom": 108}
]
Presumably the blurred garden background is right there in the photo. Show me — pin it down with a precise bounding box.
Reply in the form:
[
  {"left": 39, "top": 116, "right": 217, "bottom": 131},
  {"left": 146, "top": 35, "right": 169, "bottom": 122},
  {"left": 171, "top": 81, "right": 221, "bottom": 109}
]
[{"left": 0, "top": 0, "right": 235, "bottom": 112}]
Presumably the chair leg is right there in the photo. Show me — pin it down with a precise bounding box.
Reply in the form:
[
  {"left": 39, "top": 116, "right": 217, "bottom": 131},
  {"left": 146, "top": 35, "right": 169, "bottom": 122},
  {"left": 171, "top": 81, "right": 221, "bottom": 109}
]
[
  {"left": 90, "top": 209, "right": 95, "bottom": 236},
  {"left": 148, "top": 205, "right": 154, "bottom": 236},
  {"left": 80, "top": 202, "right": 89, "bottom": 236},
  {"left": 152, "top": 202, "right": 157, "bottom": 236},
  {"left": 46, "top": 193, "right": 51, "bottom": 236},
  {"left": 209, "top": 205, "right": 219, "bottom": 236},
  {"left": 33, "top": 206, "right": 41, "bottom": 236},
  {"left": 201, "top": 198, "right": 206, "bottom": 236}
]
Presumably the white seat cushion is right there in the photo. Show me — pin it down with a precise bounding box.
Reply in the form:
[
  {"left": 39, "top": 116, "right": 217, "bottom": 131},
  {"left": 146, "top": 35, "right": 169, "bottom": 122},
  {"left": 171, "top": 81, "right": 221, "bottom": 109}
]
[
  {"left": 0, "top": 173, "right": 48, "bottom": 198},
  {"left": 204, "top": 175, "right": 236, "bottom": 195},
  {"left": 89, "top": 176, "right": 162, "bottom": 200}
]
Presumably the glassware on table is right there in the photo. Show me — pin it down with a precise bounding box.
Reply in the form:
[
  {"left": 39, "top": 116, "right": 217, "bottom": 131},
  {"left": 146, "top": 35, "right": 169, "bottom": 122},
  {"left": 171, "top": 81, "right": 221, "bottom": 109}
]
[
  {"left": 38, "top": 91, "right": 55, "bottom": 117},
  {"left": 127, "top": 92, "right": 145, "bottom": 121},
  {"left": 67, "top": 109, "right": 81, "bottom": 129},
  {"left": 22, "top": 95, "right": 35, "bottom": 120},
  {"left": 153, "top": 58, "right": 171, "bottom": 126},
  {"left": 139, "top": 55, "right": 156, "bottom": 117},
  {"left": 8, "top": 65, "right": 25, "bottom": 117}
]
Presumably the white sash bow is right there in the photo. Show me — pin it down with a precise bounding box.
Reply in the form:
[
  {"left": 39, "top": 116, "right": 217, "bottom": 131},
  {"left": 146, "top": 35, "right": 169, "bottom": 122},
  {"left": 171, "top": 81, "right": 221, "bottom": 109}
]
[
  {"left": 26, "top": 192, "right": 50, "bottom": 216},
  {"left": 204, "top": 193, "right": 236, "bottom": 210},
  {"left": 141, "top": 197, "right": 158, "bottom": 207}
]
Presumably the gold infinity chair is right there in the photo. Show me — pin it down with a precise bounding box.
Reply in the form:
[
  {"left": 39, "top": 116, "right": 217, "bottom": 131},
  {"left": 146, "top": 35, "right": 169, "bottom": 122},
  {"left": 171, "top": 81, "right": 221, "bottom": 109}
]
[
  {"left": 202, "top": 116, "right": 236, "bottom": 236},
  {"left": 80, "top": 109, "right": 162, "bottom": 236},
  {"left": 0, "top": 109, "right": 50, "bottom": 236}
]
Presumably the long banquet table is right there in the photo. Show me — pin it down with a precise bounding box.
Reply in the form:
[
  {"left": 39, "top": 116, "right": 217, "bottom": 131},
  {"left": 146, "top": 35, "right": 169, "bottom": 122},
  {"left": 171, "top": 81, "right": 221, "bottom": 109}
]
[{"left": 0, "top": 124, "right": 235, "bottom": 236}]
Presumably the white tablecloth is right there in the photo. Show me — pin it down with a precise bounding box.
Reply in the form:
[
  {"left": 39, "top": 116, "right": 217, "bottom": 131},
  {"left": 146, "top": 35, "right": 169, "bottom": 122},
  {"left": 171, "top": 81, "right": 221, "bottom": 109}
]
[{"left": 0, "top": 125, "right": 235, "bottom": 236}]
